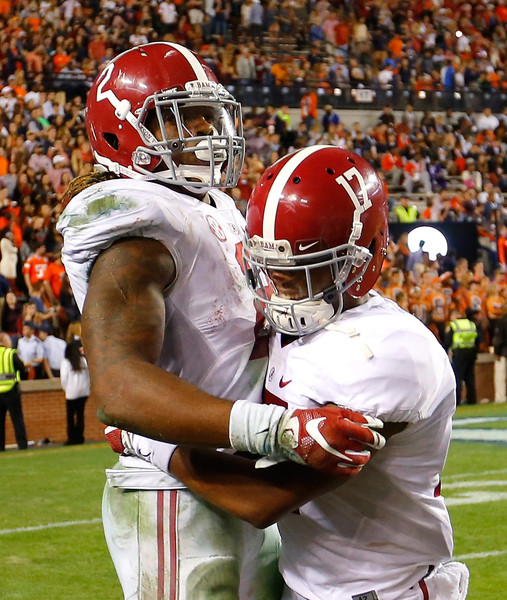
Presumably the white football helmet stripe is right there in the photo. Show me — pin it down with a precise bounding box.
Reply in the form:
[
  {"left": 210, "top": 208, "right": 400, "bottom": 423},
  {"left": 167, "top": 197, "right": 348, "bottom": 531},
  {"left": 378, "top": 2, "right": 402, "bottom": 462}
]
[
  {"left": 262, "top": 146, "right": 329, "bottom": 241},
  {"left": 262, "top": 145, "right": 335, "bottom": 241}
]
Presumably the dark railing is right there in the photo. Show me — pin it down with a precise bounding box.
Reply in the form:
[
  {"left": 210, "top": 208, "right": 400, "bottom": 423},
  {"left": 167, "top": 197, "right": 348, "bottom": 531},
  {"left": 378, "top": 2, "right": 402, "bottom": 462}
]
[
  {"left": 38, "top": 73, "right": 507, "bottom": 113},
  {"left": 225, "top": 83, "right": 507, "bottom": 113}
]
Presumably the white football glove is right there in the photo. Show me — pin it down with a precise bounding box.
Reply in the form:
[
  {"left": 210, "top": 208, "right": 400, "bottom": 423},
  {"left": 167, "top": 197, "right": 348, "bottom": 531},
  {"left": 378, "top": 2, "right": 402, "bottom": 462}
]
[{"left": 104, "top": 426, "right": 178, "bottom": 472}]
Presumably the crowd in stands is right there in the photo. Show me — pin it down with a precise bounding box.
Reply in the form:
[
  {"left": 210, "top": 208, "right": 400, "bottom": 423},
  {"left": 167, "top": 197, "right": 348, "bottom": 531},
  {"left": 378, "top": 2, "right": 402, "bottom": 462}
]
[
  {"left": 0, "top": 0, "right": 507, "bottom": 373},
  {"left": 375, "top": 236, "right": 507, "bottom": 356}
]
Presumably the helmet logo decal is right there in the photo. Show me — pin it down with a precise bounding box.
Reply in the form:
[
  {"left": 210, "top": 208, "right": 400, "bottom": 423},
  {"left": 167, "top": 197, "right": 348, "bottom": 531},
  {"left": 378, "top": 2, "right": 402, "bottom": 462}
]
[
  {"left": 298, "top": 241, "right": 319, "bottom": 252},
  {"left": 95, "top": 62, "right": 116, "bottom": 103},
  {"left": 335, "top": 167, "right": 372, "bottom": 244},
  {"left": 206, "top": 215, "right": 227, "bottom": 242},
  {"left": 95, "top": 62, "right": 137, "bottom": 127}
]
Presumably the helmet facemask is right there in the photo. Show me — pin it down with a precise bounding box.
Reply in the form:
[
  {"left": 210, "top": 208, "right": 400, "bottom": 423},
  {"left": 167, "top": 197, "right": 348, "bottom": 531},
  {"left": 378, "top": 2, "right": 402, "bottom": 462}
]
[
  {"left": 95, "top": 82, "right": 244, "bottom": 190},
  {"left": 136, "top": 86, "right": 244, "bottom": 190},
  {"left": 244, "top": 235, "right": 372, "bottom": 336}
]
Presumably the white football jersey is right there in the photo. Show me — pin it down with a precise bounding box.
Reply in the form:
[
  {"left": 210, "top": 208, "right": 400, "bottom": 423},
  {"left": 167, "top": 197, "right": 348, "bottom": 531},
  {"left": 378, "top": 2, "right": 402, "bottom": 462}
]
[
  {"left": 264, "top": 292, "right": 456, "bottom": 600},
  {"left": 57, "top": 179, "right": 265, "bottom": 487}
]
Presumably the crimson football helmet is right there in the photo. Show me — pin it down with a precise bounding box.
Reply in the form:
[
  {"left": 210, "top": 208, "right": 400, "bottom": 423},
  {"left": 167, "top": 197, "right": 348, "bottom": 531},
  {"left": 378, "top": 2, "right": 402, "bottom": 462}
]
[
  {"left": 85, "top": 42, "right": 244, "bottom": 189},
  {"left": 244, "top": 146, "right": 389, "bottom": 335}
]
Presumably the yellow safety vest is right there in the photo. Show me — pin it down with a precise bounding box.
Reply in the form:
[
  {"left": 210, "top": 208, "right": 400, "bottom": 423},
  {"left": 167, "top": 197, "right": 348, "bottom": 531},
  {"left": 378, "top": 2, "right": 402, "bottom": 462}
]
[
  {"left": 394, "top": 204, "right": 418, "bottom": 223},
  {"left": 449, "top": 319, "right": 478, "bottom": 350},
  {"left": 0, "top": 346, "right": 20, "bottom": 393}
]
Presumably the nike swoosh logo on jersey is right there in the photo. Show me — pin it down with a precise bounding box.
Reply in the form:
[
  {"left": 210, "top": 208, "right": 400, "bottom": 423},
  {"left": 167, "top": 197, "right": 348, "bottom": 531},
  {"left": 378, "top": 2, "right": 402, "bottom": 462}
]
[
  {"left": 305, "top": 417, "right": 352, "bottom": 462},
  {"left": 298, "top": 241, "right": 319, "bottom": 251},
  {"left": 279, "top": 377, "right": 292, "bottom": 388}
]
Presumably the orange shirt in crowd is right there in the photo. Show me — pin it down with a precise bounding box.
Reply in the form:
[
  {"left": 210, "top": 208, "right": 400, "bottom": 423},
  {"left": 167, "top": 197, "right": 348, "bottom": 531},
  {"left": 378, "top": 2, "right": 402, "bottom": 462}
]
[
  {"left": 0, "top": 0, "right": 11, "bottom": 16},
  {"left": 271, "top": 62, "right": 289, "bottom": 85},
  {"left": 421, "top": 206, "right": 432, "bottom": 220},
  {"left": 495, "top": 3, "right": 507, "bottom": 22},
  {"left": 28, "top": 15, "right": 41, "bottom": 32},
  {"left": 334, "top": 21, "right": 350, "bottom": 47},
  {"left": 0, "top": 154, "right": 8, "bottom": 176},
  {"left": 498, "top": 234, "right": 507, "bottom": 266},
  {"left": 388, "top": 35, "right": 404, "bottom": 58},
  {"left": 44, "top": 261, "right": 65, "bottom": 300},
  {"left": 486, "top": 292, "right": 504, "bottom": 321},
  {"left": 22, "top": 254, "right": 49, "bottom": 284},
  {"left": 409, "top": 299, "right": 428, "bottom": 323},
  {"left": 53, "top": 52, "right": 71, "bottom": 73},
  {"left": 300, "top": 91, "right": 318, "bottom": 119},
  {"left": 384, "top": 283, "right": 404, "bottom": 301},
  {"left": 380, "top": 151, "right": 403, "bottom": 173},
  {"left": 426, "top": 289, "right": 448, "bottom": 323},
  {"left": 452, "top": 285, "right": 469, "bottom": 316}
]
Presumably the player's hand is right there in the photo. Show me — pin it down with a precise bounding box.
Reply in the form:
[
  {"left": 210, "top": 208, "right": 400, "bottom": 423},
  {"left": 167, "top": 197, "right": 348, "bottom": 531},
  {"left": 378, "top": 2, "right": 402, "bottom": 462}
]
[
  {"left": 104, "top": 425, "right": 126, "bottom": 454},
  {"left": 276, "top": 406, "right": 385, "bottom": 476}
]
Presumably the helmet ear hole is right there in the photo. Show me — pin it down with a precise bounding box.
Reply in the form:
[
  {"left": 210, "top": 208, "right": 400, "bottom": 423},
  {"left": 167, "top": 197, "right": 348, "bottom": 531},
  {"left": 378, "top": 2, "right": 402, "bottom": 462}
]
[{"left": 103, "top": 132, "right": 120, "bottom": 151}]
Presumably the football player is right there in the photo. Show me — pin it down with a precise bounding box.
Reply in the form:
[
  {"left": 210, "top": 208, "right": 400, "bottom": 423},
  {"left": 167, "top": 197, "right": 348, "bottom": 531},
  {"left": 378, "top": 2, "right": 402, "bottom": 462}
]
[
  {"left": 57, "top": 45, "right": 384, "bottom": 600},
  {"left": 165, "top": 146, "right": 470, "bottom": 600}
]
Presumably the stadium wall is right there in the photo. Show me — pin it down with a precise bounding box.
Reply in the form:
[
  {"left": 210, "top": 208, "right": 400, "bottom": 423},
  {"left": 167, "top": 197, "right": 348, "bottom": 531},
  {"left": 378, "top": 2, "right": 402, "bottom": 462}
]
[{"left": 4, "top": 380, "right": 104, "bottom": 448}]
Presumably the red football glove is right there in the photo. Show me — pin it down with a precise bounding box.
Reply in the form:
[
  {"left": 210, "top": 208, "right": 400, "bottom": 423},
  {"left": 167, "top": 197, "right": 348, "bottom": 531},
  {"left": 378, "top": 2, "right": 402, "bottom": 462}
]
[{"left": 277, "top": 406, "right": 385, "bottom": 476}]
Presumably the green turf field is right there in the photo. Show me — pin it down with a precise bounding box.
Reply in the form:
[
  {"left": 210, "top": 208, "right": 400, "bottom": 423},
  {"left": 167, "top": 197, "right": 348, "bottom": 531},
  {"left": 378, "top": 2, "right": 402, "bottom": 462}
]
[{"left": 1, "top": 403, "right": 506, "bottom": 600}]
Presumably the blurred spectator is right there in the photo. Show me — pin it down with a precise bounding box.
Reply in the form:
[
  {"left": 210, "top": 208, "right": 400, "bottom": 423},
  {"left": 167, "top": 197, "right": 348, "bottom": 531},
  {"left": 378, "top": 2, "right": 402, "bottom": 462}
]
[
  {"left": 43, "top": 251, "right": 65, "bottom": 307},
  {"left": 60, "top": 338, "right": 90, "bottom": 445},
  {"left": 22, "top": 242, "right": 48, "bottom": 298},
  {"left": 1, "top": 291, "right": 22, "bottom": 338},
  {"left": 300, "top": 87, "right": 317, "bottom": 131},
  {"left": 38, "top": 321, "right": 66, "bottom": 378},
  {"left": 406, "top": 239, "right": 426, "bottom": 278},
  {"left": 321, "top": 104, "right": 340, "bottom": 132},
  {"left": 16, "top": 320, "right": 44, "bottom": 379},
  {"left": 403, "top": 153, "right": 431, "bottom": 194},
  {"left": 0, "top": 231, "right": 18, "bottom": 291},
  {"left": 476, "top": 107, "right": 500, "bottom": 132}
]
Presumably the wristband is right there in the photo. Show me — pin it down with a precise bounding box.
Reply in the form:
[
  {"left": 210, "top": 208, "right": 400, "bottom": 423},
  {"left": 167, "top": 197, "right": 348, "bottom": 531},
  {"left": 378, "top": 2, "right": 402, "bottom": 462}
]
[
  {"left": 122, "top": 432, "right": 178, "bottom": 473},
  {"left": 228, "top": 400, "right": 287, "bottom": 456}
]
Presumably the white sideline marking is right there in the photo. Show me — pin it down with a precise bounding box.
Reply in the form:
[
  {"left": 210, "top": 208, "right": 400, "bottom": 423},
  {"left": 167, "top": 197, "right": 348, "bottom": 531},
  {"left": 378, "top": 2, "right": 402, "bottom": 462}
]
[
  {"left": 451, "top": 429, "right": 507, "bottom": 442},
  {"left": 445, "top": 480, "right": 507, "bottom": 489},
  {"left": 445, "top": 491, "right": 507, "bottom": 506},
  {"left": 453, "top": 417, "right": 507, "bottom": 426},
  {"left": 455, "top": 549, "right": 507, "bottom": 561},
  {"left": 446, "top": 467, "right": 507, "bottom": 480},
  {"left": 0, "top": 518, "right": 101, "bottom": 535}
]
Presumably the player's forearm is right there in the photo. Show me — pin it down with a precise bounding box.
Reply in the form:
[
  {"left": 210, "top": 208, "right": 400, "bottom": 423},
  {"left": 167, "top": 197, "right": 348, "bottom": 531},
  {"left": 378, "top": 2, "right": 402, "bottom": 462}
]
[
  {"left": 92, "top": 359, "right": 234, "bottom": 448},
  {"left": 170, "top": 447, "right": 336, "bottom": 528}
]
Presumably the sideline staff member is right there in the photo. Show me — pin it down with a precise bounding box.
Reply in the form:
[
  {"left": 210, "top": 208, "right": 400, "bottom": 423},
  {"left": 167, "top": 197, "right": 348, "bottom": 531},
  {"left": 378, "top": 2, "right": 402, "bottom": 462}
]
[
  {"left": 445, "top": 309, "right": 480, "bottom": 405},
  {"left": 0, "top": 332, "right": 27, "bottom": 451}
]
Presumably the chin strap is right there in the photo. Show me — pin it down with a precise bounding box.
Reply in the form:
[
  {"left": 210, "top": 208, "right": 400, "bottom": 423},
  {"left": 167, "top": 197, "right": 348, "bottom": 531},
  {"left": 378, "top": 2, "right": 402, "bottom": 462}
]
[{"left": 267, "top": 294, "right": 338, "bottom": 335}]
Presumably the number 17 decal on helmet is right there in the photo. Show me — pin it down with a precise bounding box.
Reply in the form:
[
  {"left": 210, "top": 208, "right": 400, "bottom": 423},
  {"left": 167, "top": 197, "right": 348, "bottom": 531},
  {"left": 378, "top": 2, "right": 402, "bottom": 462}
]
[{"left": 243, "top": 146, "right": 389, "bottom": 336}]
